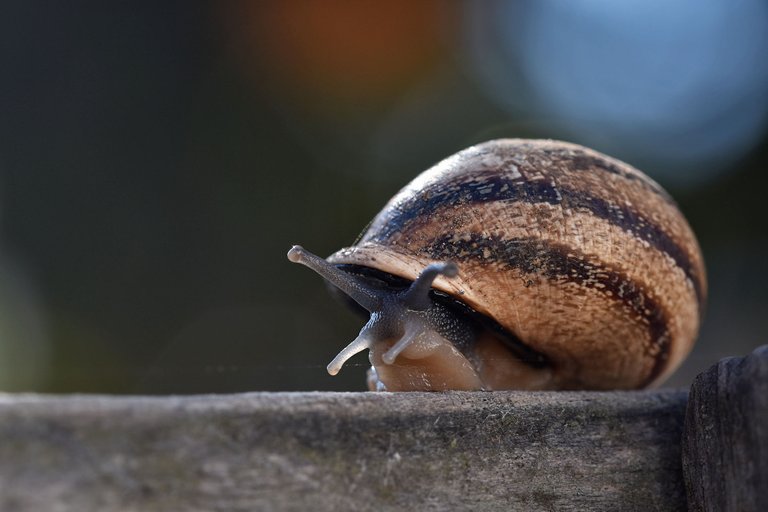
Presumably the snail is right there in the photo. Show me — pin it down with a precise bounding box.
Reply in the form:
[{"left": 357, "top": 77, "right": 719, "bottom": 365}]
[{"left": 288, "top": 139, "right": 706, "bottom": 391}]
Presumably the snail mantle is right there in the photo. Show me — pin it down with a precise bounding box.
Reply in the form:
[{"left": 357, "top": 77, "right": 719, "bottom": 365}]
[{"left": 0, "top": 346, "right": 766, "bottom": 512}]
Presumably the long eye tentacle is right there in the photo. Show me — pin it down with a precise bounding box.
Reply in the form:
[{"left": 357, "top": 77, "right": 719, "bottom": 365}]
[
  {"left": 288, "top": 245, "right": 382, "bottom": 312},
  {"left": 402, "top": 262, "right": 458, "bottom": 311}
]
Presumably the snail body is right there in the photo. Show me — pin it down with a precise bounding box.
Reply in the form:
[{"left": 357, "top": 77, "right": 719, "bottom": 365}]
[{"left": 289, "top": 139, "right": 706, "bottom": 391}]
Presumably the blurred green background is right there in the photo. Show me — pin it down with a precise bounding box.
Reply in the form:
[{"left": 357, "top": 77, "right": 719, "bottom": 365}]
[{"left": 1, "top": 1, "right": 766, "bottom": 393}]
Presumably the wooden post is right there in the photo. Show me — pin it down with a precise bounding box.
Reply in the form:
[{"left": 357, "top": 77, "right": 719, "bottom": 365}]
[
  {"left": 0, "top": 390, "right": 687, "bottom": 511},
  {"left": 682, "top": 345, "right": 768, "bottom": 512}
]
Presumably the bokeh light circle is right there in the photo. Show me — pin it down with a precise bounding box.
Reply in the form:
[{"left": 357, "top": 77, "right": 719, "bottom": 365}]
[{"left": 466, "top": 0, "right": 768, "bottom": 183}]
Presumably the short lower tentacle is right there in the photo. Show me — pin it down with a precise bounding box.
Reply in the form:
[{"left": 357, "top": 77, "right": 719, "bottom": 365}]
[
  {"left": 327, "top": 328, "right": 374, "bottom": 376},
  {"left": 382, "top": 322, "right": 423, "bottom": 364}
]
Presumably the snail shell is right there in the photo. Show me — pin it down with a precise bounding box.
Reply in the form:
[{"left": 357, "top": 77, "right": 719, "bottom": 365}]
[{"left": 289, "top": 139, "right": 706, "bottom": 391}]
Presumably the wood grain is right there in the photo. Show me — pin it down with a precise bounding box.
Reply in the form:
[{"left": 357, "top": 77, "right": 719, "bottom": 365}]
[
  {"left": 0, "top": 390, "right": 687, "bottom": 511},
  {"left": 683, "top": 345, "right": 768, "bottom": 511}
]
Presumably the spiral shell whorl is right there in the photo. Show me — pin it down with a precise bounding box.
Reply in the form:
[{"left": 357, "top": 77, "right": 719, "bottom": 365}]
[{"left": 329, "top": 139, "right": 706, "bottom": 389}]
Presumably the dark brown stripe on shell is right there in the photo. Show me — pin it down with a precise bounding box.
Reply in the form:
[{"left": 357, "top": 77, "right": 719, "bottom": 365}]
[
  {"left": 369, "top": 171, "right": 704, "bottom": 308},
  {"left": 542, "top": 147, "right": 674, "bottom": 203},
  {"left": 422, "top": 233, "right": 671, "bottom": 386},
  {"left": 481, "top": 141, "right": 675, "bottom": 203}
]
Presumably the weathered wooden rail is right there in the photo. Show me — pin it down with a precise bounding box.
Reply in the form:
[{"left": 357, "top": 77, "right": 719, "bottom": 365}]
[{"left": 0, "top": 346, "right": 765, "bottom": 511}]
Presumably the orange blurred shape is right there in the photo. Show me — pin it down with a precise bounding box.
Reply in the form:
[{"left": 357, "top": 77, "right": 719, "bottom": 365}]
[{"left": 230, "top": 0, "right": 454, "bottom": 107}]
